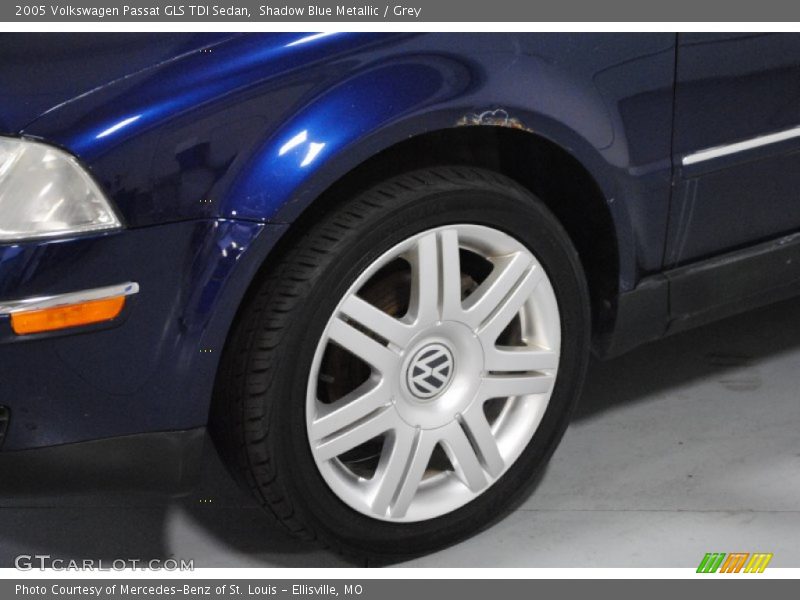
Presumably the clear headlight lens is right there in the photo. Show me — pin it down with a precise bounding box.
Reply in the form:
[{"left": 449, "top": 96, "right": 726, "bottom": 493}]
[{"left": 0, "top": 137, "right": 121, "bottom": 242}]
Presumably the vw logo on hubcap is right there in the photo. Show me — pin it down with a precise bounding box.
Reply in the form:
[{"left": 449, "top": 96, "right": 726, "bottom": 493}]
[{"left": 406, "top": 343, "right": 455, "bottom": 400}]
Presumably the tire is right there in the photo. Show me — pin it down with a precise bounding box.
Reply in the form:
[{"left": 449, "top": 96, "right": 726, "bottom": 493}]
[{"left": 211, "top": 166, "right": 591, "bottom": 558}]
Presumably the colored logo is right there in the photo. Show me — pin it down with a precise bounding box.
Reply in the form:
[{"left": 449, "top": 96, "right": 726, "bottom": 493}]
[{"left": 697, "top": 552, "right": 773, "bottom": 573}]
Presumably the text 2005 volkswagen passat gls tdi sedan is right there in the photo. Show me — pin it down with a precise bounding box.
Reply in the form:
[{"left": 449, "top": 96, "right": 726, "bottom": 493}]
[{"left": 2, "top": 33, "right": 800, "bottom": 556}]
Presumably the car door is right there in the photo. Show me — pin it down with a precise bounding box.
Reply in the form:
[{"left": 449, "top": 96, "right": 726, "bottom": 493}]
[{"left": 667, "top": 33, "right": 800, "bottom": 266}]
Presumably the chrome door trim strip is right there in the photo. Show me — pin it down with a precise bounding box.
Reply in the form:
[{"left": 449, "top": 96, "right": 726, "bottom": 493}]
[
  {"left": 0, "top": 282, "right": 139, "bottom": 315},
  {"left": 682, "top": 124, "right": 800, "bottom": 166}
]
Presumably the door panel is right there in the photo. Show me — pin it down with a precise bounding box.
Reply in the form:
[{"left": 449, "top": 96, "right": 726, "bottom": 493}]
[{"left": 667, "top": 33, "right": 800, "bottom": 265}]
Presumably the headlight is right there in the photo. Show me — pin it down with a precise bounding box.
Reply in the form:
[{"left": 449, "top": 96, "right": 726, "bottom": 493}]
[{"left": 0, "top": 137, "right": 121, "bottom": 242}]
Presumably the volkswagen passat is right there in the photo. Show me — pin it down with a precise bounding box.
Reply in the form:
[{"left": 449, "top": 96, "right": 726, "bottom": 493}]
[{"left": 2, "top": 33, "right": 800, "bottom": 556}]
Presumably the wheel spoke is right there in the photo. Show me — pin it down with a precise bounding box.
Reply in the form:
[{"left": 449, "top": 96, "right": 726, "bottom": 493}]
[
  {"left": 310, "top": 380, "right": 392, "bottom": 442},
  {"left": 328, "top": 317, "right": 398, "bottom": 375},
  {"left": 479, "top": 372, "right": 555, "bottom": 399},
  {"left": 484, "top": 347, "right": 559, "bottom": 372},
  {"left": 439, "top": 228, "right": 463, "bottom": 321},
  {"left": 369, "top": 426, "right": 418, "bottom": 516},
  {"left": 439, "top": 421, "right": 488, "bottom": 492},
  {"left": 389, "top": 430, "right": 438, "bottom": 518},
  {"left": 477, "top": 265, "right": 544, "bottom": 345},
  {"left": 339, "top": 294, "right": 415, "bottom": 348},
  {"left": 407, "top": 232, "right": 440, "bottom": 327},
  {"left": 407, "top": 229, "right": 464, "bottom": 327},
  {"left": 462, "top": 252, "right": 532, "bottom": 330},
  {"left": 312, "top": 406, "right": 396, "bottom": 462},
  {"left": 460, "top": 403, "right": 505, "bottom": 478}
]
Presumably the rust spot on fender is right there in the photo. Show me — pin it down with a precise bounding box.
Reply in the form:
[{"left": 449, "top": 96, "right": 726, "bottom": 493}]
[{"left": 456, "top": 108, "right": 532, "bottom": 132}]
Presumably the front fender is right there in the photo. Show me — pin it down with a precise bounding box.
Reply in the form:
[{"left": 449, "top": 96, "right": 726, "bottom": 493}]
[
  {"left": 224, "top": 35, "right": 675, "bottom": 289},
  {"left": 22, "top": 32, "right": 674, "bottom": 294}
]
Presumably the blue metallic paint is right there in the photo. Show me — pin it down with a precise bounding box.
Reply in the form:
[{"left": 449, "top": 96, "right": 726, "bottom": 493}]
[
  {"left": 0, "top": 220, "right": 289, "bottom": 450},
  {"left": 0, "top": 33, "right": 678, "bottom": 450},
  {"left": 667, "top": 33, "right": 800, "bottom": 265},
  {"left": 21, "top": 33, "right": 676, "bottom": 280}
]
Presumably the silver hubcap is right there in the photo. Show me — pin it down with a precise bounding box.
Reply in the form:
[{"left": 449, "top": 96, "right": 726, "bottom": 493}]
[{"left": 306, "top": 224, "right": 561, "bottom": 522}]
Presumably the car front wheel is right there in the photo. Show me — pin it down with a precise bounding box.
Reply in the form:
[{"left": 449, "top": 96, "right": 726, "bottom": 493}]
[{"left": 212, "top": 167, "right": 591, "bottom": 557}]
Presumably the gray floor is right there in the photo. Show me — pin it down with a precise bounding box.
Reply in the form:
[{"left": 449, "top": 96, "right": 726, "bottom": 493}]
[{"left": 2, "top": 299, "right": 799, "bottom": 568}]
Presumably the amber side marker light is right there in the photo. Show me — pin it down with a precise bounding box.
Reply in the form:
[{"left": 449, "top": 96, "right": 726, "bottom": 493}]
[
  {"left": 0, "top": 282, "right": 139, "bottom": 336},
  {"left": 11, "top": 296, "right": 126, "bottom": 335}
]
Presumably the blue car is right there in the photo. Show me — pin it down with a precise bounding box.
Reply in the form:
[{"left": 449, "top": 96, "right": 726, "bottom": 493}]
[{"left": 2, "top": 32, "right": 800, "bottom": 556}]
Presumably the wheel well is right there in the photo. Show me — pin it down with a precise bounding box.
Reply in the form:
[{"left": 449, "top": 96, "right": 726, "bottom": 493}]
[{"left": 286, "top": 126, "right": 620, "bottom": 338}]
